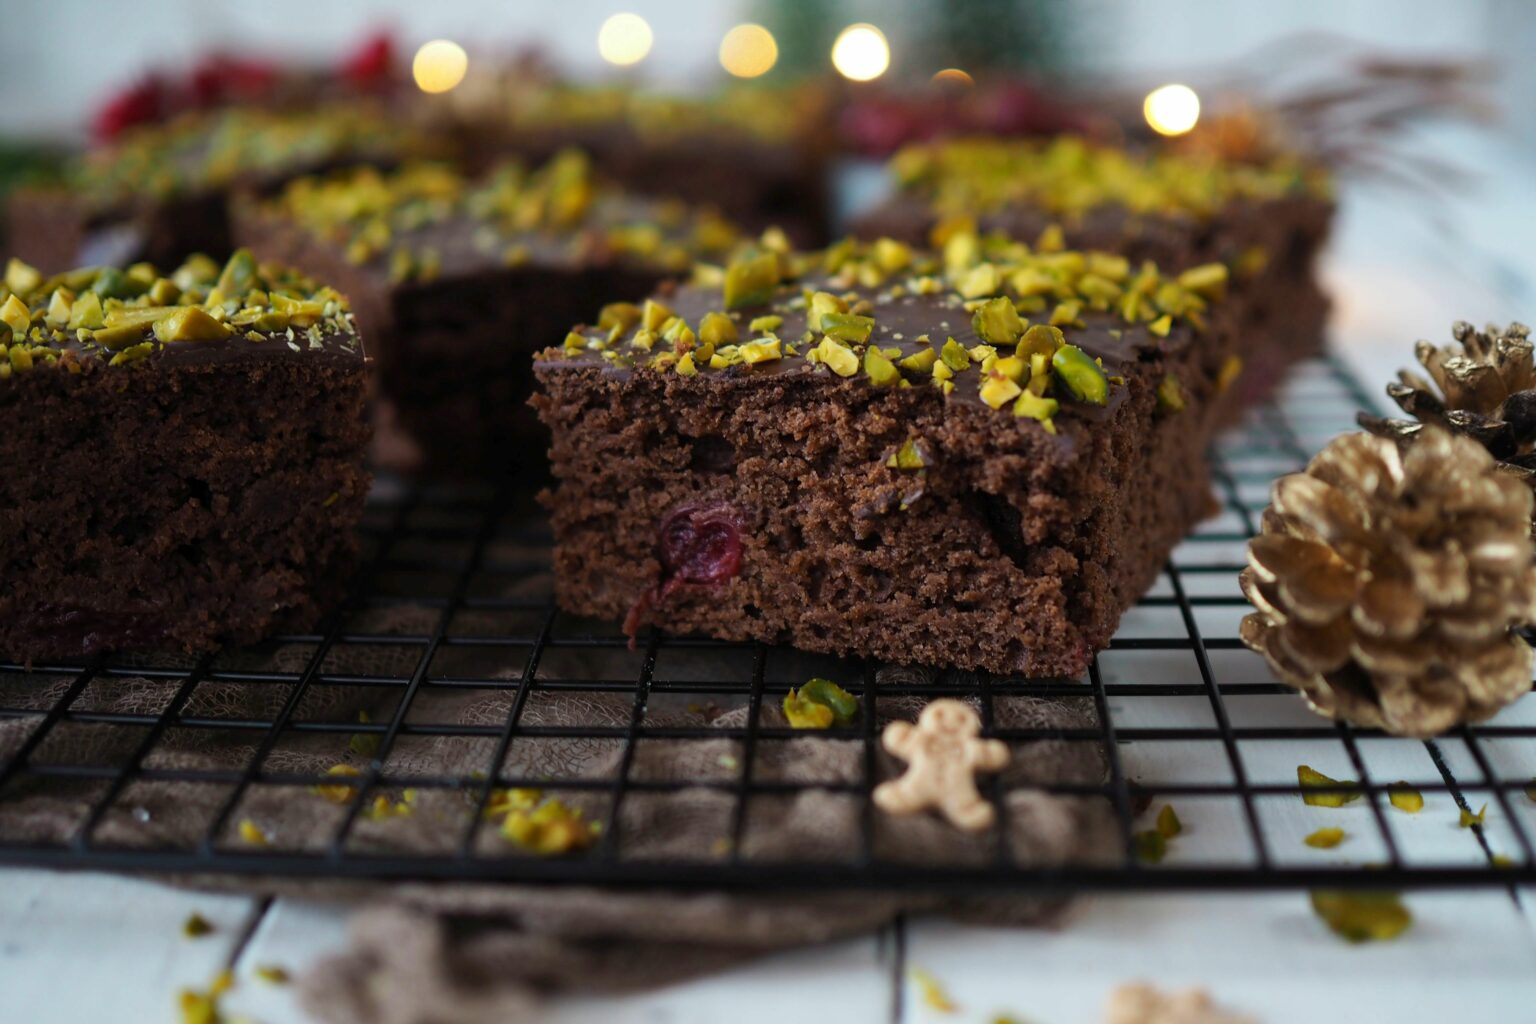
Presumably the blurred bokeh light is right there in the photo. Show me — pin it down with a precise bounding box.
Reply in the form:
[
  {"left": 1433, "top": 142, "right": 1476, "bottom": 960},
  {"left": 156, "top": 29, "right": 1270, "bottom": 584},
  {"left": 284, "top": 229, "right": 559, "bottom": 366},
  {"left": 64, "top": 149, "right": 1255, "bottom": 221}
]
[
  {"left": 411, "top": 39, "right": 468, "bottom": 94},
  {"left": 1143, "top": 83, "right": 1201, "bottom": 136},
  {"left": 831, "top": 23, "right": 890, "bottom": 82},
  {"left": 597, "top": 13, "right": 653, "bottom": 67},
  {"left": 719, "top": 24, "right": 778, "bottom": 79}
]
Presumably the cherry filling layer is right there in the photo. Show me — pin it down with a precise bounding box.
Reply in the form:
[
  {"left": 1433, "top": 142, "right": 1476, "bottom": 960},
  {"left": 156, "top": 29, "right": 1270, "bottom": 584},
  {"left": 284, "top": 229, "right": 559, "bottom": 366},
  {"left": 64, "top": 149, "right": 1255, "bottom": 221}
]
[{"left": 623, "top": 502, "right": 744, "bottom": 642}]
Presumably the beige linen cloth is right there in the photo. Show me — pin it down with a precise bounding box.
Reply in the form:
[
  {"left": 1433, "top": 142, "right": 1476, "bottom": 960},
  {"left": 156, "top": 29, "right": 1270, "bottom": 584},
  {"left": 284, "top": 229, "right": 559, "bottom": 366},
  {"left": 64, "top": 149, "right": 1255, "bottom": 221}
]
[{"left": 0, "top": 610, "right": 1118, "bottom": 1024}]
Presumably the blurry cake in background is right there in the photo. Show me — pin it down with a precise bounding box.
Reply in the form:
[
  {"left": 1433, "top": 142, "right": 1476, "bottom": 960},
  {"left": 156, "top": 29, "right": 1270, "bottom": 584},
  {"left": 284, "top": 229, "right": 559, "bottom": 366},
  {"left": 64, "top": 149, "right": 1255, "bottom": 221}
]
[
  {"left": 236, "top": 151, "right": 741, "bottom": 475},
  {"left": 7, "top": 104, "right": 436, "bottom": 276},
  {"left": 852, "top": 136, "right": 1334, "bottom": 397},
  {"left": 439, "top": 77, "right": 835, "bottom": 245}
]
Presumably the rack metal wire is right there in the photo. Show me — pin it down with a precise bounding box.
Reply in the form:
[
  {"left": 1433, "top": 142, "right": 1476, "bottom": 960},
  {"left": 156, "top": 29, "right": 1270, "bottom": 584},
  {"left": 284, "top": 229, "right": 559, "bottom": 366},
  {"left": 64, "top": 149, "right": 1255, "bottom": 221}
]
[{"left": 0, "top": 355, "right": 1532, "bottom": 891}]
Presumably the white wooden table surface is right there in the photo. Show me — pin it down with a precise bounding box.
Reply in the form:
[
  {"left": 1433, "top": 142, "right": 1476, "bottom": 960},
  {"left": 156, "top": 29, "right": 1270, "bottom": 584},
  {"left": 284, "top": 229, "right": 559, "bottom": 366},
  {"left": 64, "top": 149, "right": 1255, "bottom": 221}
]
[{"left": 4, "top": 127, "right": 1536, "bottom": 1024}]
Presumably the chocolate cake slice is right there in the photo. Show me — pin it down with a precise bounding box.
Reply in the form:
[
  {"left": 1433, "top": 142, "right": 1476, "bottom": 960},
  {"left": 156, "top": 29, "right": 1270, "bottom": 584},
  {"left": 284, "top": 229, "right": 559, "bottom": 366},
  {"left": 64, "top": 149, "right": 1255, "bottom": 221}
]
[
  {"left": 852, "top": 136, "right": 1334, "bottom": 392},
  {"left": 0, "top": 250, "right": 370, "bottom": 662},
  {"left": 6, "top": 104, "right": 428, "bottom": 275},
  {"left": 532, "top": 235, "right": 1247, "bottom": 678},
  {"left": 236, "top": 153, "right": 741, "bottom": 474}
]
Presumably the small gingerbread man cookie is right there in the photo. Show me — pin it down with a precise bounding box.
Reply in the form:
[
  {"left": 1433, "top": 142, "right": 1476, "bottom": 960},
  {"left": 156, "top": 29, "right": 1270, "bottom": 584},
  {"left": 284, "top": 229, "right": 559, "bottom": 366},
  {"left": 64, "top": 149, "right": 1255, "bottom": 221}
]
[
  {"left": 1105, "top": 982, "right": 1256, "bottom": 1024},
  {"left": 873, "top": 699, "right": 1008, "bottom": 831}
]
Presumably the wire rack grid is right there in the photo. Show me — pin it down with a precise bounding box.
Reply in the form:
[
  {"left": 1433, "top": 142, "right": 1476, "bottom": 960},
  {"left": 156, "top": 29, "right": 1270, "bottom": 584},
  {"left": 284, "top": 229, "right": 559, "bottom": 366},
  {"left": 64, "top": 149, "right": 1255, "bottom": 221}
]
[{"left": 0, "top": 355, "right": 1532, "bottom": 892}]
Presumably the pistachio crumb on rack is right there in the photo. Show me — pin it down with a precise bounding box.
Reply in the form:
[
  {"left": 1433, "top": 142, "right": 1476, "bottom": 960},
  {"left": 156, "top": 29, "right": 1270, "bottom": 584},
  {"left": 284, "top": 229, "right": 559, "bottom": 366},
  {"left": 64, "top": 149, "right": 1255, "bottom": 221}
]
[
  {"left": 783, "top": 678, "right": 858, "bottom": 728},
  {"left": 1297, "top": 765, "right": 1360, "bottom": 808},
  {"left": 1304, "top": 826, "right": 1346, "bottom": 849}
]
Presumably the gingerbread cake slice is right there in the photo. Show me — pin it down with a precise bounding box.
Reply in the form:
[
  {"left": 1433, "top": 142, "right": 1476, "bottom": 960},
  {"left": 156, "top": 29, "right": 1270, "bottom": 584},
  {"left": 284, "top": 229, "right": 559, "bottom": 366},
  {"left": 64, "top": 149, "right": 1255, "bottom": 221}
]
[
  {"left": 852, "top": 136, "right": 1334, "bottom": 390},
  {"left": 0, "top": 250, "right": 370, "bottom": 662},
  {"left": 532, "top": 235, "right": 1246, "bottom": 678},
  {"left": 235, "top": 152, "right": 741, "bottom": 474}
]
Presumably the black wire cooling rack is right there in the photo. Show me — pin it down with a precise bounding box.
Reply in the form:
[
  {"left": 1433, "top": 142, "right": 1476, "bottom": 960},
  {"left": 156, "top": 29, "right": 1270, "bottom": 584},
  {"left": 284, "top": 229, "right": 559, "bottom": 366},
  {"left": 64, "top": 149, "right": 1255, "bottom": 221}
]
[{"left": 0, "top": 354, "right": 1532, "bottom": 892}]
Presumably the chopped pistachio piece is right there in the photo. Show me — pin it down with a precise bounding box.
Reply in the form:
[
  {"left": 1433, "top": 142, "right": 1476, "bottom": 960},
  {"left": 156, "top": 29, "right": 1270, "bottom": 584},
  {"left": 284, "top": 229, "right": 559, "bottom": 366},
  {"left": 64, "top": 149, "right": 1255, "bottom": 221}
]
[
  {"left": 822, "top": 312, "right": 875, "bottom": 344},
  {"left": 749, "top": 314, "right": 784, "bottom": 333},
  {"left": 66, "top": 290, "right": 104, "bottom": 330},
  {"left": 1298, "top": 765, "right": 1360, "bottom": 807},
  {"left": 992, "top": 355, "right": 1027, "bottom": 383},
  {"left": 1155, "top": 804, "right": 1182, "bottom": 839},
  {"left": 237, "top": 819, "right": 269, "bottom": 847},
  {"left": 598, "top": 302, "right": 642, "bottom": 333},
  {"left": 698, "top": 311, "right": 738, "bottom": 346},
  {"left": 786, "top": 681, "right": 860, "bottom": 727},
  {"left": 971, "top": 296, "right": 1024, "bottom": 345},
  {"left": 0, "top": 294, "right": 31, "bottom": 337},
  {"left": 641, "top": 298, "right": 673, "bottom": 332},
  {"left": 153, "top": 306, "right": 233, "bottom": 343},
  {"left": 898, "top": 347, "right": 937, "bottom": 373},
  {"left": 871, "top": 237, "right": 912, "bottom": 272},
  {"left": 816, "top": 338, "right": 860, "bottom": 377},
  {"left": 213, "top": 248, "right": 258, "bottom": 303},
  {"left": 348, "top": 709, "right": 381, "bottom": 758},
  {"left": 4, "top": 258, "right": 41, "bottom": 295},
  {"left": 1015, "top": 323, "right": 1063, "bottom": 359},
  {"left": 1148, "top": 314, "right": 1173, "bottom": 338},
  {"left": 1304, "top": 827, "right": 1346, "bottom": 849},
  {"left": 957, "top": 261, "right": 1001, "bottom": 299},
  {"left": 312, "top": 764, "right": 363, "bottom": 804},
  {"left": 1156, "top": 373, "right": 1185, "bottom": 412},
  {"left": 1387, "top": 783, "right": 1423, "bottom": 814},
  {"left": 1177, "top": 262, "right": 1229, "bottom": 298},
  {"left": 800, "top": 678, "right": 858, "bottom": 723},
  {"left": 1051, "top": 344, "right": 1108, "bottom": 404},
  {"left": 865, "top": 346, "right": 900, "bottom": 386},
  {"left": 887, "top": 439, "right": 929, "bottom": 470},
  {"left": 1217, "top": 355, "right": 1243, "bottom": 392},
  {"left": 93, "top": 322, "right": 156, "bottom": 350},
  {"left": 1013, "top": 390, "right": 1059, "bottom": 432},
  {"left": 1048, "top": 300, "right": 1083, "bottom": 327},
  {"left": 1309, "top": 890, "right": 1413, "bottom": 943},
  {"left": 782, "top": 690, "right": 834, "bottom": 729},
  {"left": 44, "top": 288, "right": 72, "bottom": 326},
  {"left": 254, "top": 965, "right": 290, "bottom": 985},
  {"left": 1459, "top": 803, "right": 1488, "bottom": 828},
  {"left": 979, "top": 370, "right": 1023, "bottom": 409},
  {"left": 501, "top": 796, "right": 599, "bottom": 855},
  {"left": 940, "top": 337, "right": 971, "bottom": 372},
  {"left": 723, "top": 250, "right": 780, "bottom": 309},
  {"left": 90, "top": 267, "right": 142, "bottom": 300},
  {"left": 739, "top": 337, "right": 782, "bottom": 364},
  {"left": 108, "top": 341, "right": 155, "bottom": 366},
  {"left": 182, "top": 913, "right": 214, "bottom": 938},
  {"left": 909, "top": 969, "right": 957, "bottom": 1014},
  {"left": 1134, "top": 829, "right": 1168, "bottom": 863}
]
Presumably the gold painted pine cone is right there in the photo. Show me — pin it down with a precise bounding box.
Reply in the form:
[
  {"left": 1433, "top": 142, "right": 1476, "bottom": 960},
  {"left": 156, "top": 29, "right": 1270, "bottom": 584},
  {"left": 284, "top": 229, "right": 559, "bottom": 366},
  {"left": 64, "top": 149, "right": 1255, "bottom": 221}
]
[
  {"left": 1358, "top": 321, "right": 1536, "bottom": 492},
  {"left": 1240, "top": 427, "right": 1536, "bottom": 737}
]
